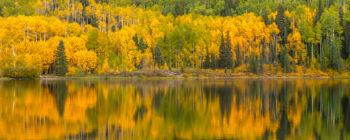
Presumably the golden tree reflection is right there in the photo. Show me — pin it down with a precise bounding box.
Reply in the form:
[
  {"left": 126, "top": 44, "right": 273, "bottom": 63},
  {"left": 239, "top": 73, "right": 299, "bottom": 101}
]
[{"left": 0, "top": 79, "right": 349, "bottom": 139}]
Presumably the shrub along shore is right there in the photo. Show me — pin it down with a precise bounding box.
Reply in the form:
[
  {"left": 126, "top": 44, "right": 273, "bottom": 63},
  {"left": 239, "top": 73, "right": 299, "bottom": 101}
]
[{"left": 1, "top": 67, "right": 350, "bottom": 79}]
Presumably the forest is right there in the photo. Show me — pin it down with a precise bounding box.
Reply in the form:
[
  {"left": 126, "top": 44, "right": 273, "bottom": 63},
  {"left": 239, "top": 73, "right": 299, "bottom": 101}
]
[{"left": 0, "top": 0, "right": 350, "bottom": 77}]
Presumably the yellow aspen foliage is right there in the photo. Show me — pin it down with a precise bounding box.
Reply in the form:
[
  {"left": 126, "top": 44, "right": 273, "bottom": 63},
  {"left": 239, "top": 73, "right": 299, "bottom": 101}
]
[
  {"left": 0, "top": 2, "right": 337, "bottom": 74},
  {"left": 99, "top": 58, "right": 109, "bottom": 74},
  {"left": 287, "top": 29, "right": 307, "bottom": 63},
  {"left": 67, "top": 23, "right": 83, "bottom": 36},
  {"left": 72, "top": 50, "right": 97, "bottom": 72},
  {"left": 269, "top": 11, "right": 278, "bottom": 21}
]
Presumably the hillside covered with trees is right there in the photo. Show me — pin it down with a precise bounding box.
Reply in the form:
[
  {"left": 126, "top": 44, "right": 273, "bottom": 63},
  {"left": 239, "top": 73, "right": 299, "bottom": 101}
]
[{"left": 0, "top": 0, "right": 350, "bottom": 77}]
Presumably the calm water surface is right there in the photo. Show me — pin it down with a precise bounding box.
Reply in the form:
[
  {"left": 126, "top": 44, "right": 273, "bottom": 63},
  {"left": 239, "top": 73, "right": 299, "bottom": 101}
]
[{"left": 0, "top": 79, "right": 349, "bottom": 139}]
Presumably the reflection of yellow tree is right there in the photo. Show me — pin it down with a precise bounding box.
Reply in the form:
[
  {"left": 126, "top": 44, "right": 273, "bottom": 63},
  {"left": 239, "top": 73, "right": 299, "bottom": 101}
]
[
  {"left": 0, "top": 84, "right": 62, "bottom": 139},
  {"left": 63, "top": 82, "right": 97, "bottom": 135},
  {"left": 225, "top": 97, "right": 279, "bottom": 139},
  {"left": 0, "top": 79, "right": 349, "bottom": 139},
  {"left": 0, "top": 81, "right": 99, "bottom": 139}
]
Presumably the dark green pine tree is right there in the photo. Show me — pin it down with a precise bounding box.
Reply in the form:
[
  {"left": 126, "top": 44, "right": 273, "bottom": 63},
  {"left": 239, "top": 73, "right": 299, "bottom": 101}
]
[
  {"left": 320, "top": 47, "right": 327, "bottom": 71},
  {"left": 139, "top": 37, "right": 148, "bottom": 53},
  {"left": 329, "top": 41, "right": 338, "bottom": 69},
  {"left": 219, "top": 32, "right": 233, "bottom": 69},
  {"left": 248, "top": 54, "right": 258, "bottom": 74},
  {"left": 329, "top": 41, "right": 343, "bottom": 71},
  {"left": 276, "top": 5, "right": 288, "bottom": 46},
  {"left": 235, "top": 43, "right": 241, "bottom": 67},
  {"left": 292, "top": 60, "right": 296, "bottom": 72},
  {"left": 343, "top": 20, "right": 350, "bottom": 59},
  {"left": 54, "top": 40, "right": 68, "bottom": 76},
  {"left": 210, "top": 53, "right": 217, "bottom": 70},
  {"left": 153, "top": 45, "right": 164, "bottom": 67},
  {"left": 133, "top": 34, "right": 139, "bottom": 47},
  {"left": 225, "top": 32, "right": 234, "bottom": 68},
  {"left": 219, "top": 33, "right": 226, "bottom": 68},
  {"left": 203, "top": 47, "right": 211, "bottom": 69},
  {"left": 133, "top": 34, "right": 148, "bottom": 53},
  {"left": 259, "top": 54, "right": 265, "bottom": 74},
  {"left": 283, "top": 51, "right": 291, "bottom": 73},
  {"left": 280, "top": 46, "right": 291, "bottom": 73}
]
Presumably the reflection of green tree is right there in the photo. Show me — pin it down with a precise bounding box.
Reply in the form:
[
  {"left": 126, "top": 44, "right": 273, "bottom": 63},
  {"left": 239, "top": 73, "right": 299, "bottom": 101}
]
[
  {"left": 342, "top": 96, "right": 350, "bottom": 139},
  {"left": 217, "top": 82, "right": 234, "bottom": 120},
  {"left": 277, "top": 110, "right": 290, "bottom": 140},
  {"left": 45, "top": 80, "right": 68, "bottom": 117},
  {"left": 156, "top": 86, "right": 211, "bottom": 138},
  {"left": 342, "top": 97, "right": 350, "bottom": 132},
  {"left": 279, "top": 80, "right": 291, "bottom": 109}
]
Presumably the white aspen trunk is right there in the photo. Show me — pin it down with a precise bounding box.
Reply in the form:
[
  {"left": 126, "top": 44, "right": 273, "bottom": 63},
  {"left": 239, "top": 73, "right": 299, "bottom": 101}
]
[
  {"left": 311, "top": 43, "right": 313, "bottom": 61},
  {"left": 12, "top": 47, "right": 16, "bottom": 56}
]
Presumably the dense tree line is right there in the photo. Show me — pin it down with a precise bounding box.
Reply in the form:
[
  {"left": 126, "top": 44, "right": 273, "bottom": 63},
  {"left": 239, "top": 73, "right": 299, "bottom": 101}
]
[{"left": 0, "top": 0, "right": 349, "bottom": 75}]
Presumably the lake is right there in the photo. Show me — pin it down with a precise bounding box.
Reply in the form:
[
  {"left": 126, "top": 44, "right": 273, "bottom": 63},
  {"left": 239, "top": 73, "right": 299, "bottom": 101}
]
[{"left": 0, "top": 79, "right": 349, "bottom": 139}]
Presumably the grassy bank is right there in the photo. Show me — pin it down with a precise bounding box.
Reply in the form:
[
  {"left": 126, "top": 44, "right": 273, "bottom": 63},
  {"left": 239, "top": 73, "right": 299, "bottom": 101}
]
[
  {"left": 37, "top": 68, "right": 350, "bottom": 80},
  {"left": 0, "top": 77, "right": 12, "bottom": 80},
  {"left": 2, "top": 66, "right": 350, "bottom": 80}
]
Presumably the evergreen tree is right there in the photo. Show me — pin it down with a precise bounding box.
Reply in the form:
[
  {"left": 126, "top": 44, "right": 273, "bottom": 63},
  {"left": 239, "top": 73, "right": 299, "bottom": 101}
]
[
  {"left": 203, "top": 47, "right": 210, "bottom": 69},
  {"left": 276, "top": 5, "right": 288, "bottom": 46},
  {"left": 54, "top": 40, "right": 68, "bottom": 76},
  {"left": 235, "top": 43, "right": 241, "bottom": 66},
  {"left": 292, "top": 60, "right": 296, "bottom": 72},
  {"left": 338, "top": 58, "right": 344, "bottom": 71},
  {"left": 329, "top": 41, "right": 343, "bottom": 71},
  {"left": 280, "top": 46, "right": 291, "bottom": 73},
  {"left": 219, "top": 31, "right": 233, "bottom": 69},
  {"left": 259, "top": 56, "right": 265, "bottom": 74},
  {"left": 134, "top": 35, "right": 148, "bottom": 53},
  {"left": 275, "top": 63, "right": 279, "bottom": 73},
  {"left": 283, "top": 51, "right": 291, "bottom": 73},
  {"left": 153, "top": 45, "right": 164, "bottom": 67},
  {"left": 320, "top": 47, "right": 327, "bottom": 71},
  {"left": 219, "top": 33, "right": 226, "bottom": 68},
  {"left": 210, "top": 53, "right": 217, "bottom": 70},
  {"left": 248, "top": 54, "right": 258, "bottom": 74},
  {"left": 343, "top": 20, "right": 350, "bottom": 58},
  {"left": 133, "top": 34, "right": 139, "bottom": 48}
]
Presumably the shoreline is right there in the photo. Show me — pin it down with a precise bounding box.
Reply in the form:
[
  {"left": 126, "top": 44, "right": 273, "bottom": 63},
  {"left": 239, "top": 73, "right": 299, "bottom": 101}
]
[
  {"left": 2, "top": 75, "right": 350, "bottom": 80},
  {"left": 2, "top": 69, "right": 350, "bottom": 80}
]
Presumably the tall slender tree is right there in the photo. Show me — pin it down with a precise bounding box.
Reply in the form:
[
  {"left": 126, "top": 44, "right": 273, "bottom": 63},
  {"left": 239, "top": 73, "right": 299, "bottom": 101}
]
[
  {"left": 54, "top": 40, "right": 68, "bottom": 76},
  {"left": 153, "top": 45, "right": 164, "bottom": 67},
  {"left": 210, "top": 53, "right": 217, "bottom": 70},
  {"left": 320, "top": 47, "right": 327, "bottom": 71},
  {"left": 219, "top": 31, "right": 233, "bottom": 69},
  {"left": 203, "top": 47, "right": 211, "bottom": 69},
  {"left": 235, "top": 43, "right": 241, "bottom": 67},
  {"left": 343, "top": 17, "right": 350, "bottom": 58},
  {"left": 276, "top": 5, "right": 288, "bottom": 46}
]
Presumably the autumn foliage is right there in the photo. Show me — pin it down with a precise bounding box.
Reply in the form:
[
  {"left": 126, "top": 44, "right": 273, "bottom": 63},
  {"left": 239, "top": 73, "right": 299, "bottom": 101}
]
[{"left": 0, "top": 0, "right": 349, "bottom": 76}]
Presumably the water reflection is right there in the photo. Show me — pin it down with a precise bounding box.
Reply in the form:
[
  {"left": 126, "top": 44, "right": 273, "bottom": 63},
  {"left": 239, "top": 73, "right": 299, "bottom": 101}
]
[{"left": 0, "top": 79, "right": 349, "bottom": 139}]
